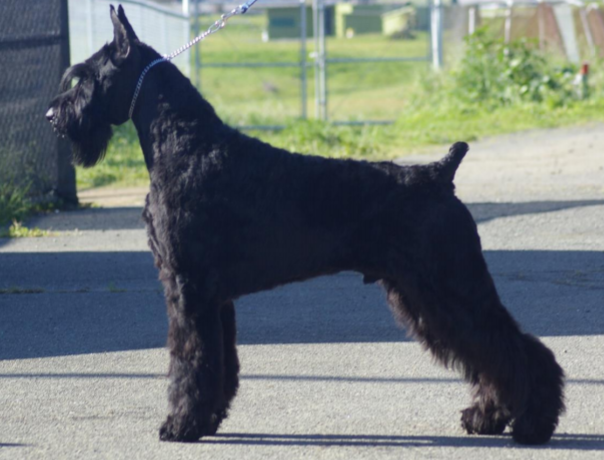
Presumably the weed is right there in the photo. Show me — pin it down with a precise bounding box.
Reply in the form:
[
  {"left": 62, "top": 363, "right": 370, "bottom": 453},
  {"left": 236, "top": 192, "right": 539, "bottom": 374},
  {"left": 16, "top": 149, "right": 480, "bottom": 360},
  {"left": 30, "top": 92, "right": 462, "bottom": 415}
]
[
  {"left": 0, "top": 180, "right": 33, "bottom": 226},
  {"left": 0, "top": 286, "right": 45, "bottom": 295},
  {"left": 454, "top": 29, "right": 577, "bottom": 108},
  {"left": 0, "top": 221, "right": 54, "bottom": 238},
  {"left": 108, "top": 282, "right": 126, "bottom": 293}
]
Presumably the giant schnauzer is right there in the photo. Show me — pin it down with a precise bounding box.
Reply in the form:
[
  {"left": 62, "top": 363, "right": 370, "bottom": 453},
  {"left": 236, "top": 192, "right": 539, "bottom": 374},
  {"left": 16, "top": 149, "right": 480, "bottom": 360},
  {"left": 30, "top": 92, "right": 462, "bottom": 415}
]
[{"left": 47, "top": 5, "right": 565, "bottom": 445}]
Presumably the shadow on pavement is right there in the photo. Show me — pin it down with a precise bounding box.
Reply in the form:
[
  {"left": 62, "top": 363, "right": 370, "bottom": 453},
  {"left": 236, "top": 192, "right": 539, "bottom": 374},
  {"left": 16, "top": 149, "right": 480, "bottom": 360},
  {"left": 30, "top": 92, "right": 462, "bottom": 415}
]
[
  {"left": 203, "top": 432, "right": 604, "bottom": 450},
  {"left": 0, "top": 248, "right": 603, "bottom": 360},
  {"left": 25, "top": 207, "right": 145, "bottom": 232},
  {"left": 468, "top": 200, "right": 604, "bottom": 224},
  {"left": 0, "top": 373, "right": 600, "bottom": 388},
  {"left": 0, "top": 199, "right": 601, "bottom": 235}
]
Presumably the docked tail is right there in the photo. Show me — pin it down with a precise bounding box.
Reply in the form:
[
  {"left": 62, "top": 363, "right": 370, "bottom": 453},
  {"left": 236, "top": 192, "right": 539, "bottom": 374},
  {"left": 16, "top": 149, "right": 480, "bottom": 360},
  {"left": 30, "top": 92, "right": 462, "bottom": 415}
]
[{"left": 434, "top": 141, "right": 469, "bottom": 183}]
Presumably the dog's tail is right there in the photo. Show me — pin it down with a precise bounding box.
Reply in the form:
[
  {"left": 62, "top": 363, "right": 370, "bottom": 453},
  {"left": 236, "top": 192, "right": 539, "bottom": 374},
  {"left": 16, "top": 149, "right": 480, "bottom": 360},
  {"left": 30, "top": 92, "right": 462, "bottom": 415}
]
[{"left": 434, "top": 141, "right": 469, "bottom": 183}]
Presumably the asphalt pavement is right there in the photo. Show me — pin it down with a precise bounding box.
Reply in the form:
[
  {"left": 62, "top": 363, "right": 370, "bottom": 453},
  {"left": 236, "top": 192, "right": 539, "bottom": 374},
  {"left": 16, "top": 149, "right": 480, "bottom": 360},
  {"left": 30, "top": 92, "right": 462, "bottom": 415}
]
[{"left": 1, "top": 124, "right": 604, "bottom": 459}]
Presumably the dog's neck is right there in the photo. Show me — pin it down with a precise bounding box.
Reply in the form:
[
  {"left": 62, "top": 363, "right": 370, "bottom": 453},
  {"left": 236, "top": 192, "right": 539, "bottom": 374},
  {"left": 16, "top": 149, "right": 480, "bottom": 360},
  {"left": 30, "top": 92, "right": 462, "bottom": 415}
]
[{"left": 130, "top": 54, "right": 224, "bottom": 172}]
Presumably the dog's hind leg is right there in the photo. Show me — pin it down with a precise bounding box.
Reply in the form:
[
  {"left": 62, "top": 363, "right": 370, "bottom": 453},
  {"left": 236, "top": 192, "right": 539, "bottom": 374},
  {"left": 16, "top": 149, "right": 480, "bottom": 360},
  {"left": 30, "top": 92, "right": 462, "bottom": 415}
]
[
  {"left": 206, "top": 301, "right": 240, "bottom": 435},
  {"left": 159, "top": 275, "right": 225, "bottom": 442},
  {"left": 382, "top": 255, "right": 564, "bottom": 445},
  {"left": 461, "top": 377, "right": 511, "bottom": 435}
]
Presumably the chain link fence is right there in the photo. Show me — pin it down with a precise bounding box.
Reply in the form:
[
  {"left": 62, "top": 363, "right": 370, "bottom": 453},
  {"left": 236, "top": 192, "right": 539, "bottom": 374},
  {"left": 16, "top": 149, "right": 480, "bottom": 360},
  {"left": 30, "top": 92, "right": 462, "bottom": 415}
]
[
  {"left": 0, "top": 0, "right": 76, "bottom": 203},
  {"left": 69, "top": 0, "right": 443, "bottom": 127},
  {"left": 69, "top": 0, "right": 191, "bottom": 74},
  {"left": 192, "top": 0, "right": 437, "bottom": 125}
]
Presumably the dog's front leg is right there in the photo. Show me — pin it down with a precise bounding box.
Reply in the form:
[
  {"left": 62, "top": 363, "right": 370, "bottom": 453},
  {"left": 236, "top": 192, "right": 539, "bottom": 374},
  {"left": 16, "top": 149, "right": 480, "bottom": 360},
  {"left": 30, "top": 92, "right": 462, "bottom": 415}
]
[{"left": 159, "top": 276, "right": 225, "bottom": 442}]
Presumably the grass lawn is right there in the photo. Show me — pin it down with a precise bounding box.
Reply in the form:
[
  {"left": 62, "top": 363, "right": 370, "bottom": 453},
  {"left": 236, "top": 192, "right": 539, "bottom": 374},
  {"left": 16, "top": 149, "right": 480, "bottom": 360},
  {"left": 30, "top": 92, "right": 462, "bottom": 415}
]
[
  {"left": 190, "top": 14, "right": 432, "bottom": 123},
  {"left": 75, "top": 96, "right": 604, "bottom": 190},
  {"left": 35, "top": 15, "right": 604, "bottom": 190},
  {"left": 4, "top": 14, "right": 604, "bottom": 229}
]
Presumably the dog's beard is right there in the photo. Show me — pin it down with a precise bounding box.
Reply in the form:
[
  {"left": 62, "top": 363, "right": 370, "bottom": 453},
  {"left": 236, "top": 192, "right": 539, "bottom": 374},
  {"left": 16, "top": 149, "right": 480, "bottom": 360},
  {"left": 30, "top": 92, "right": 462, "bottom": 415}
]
[
  {"left": 70, "top": 121, "right": 113, "bottom": 168},
  {"left": 51, "top": 98, "right": 113, "bottom": 168}
]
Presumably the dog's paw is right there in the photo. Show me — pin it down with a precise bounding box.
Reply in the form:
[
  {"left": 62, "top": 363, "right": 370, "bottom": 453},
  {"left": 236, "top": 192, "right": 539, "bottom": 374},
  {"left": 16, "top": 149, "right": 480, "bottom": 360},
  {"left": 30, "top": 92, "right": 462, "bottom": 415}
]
[
  {"left": 203, "top": 415, "right": 221, "bottom": 437},
  {"left": 159, "top": 415, "right": 203, "bottom": 443},
  {"left": 204, "top": 410, "right": 227, "bottom": 436},
  {"left": 461, "top": 406, "right": 508, "bottom": 436},
  {"left": 511, "top": 414, "right": 555, "bottom": 445}
]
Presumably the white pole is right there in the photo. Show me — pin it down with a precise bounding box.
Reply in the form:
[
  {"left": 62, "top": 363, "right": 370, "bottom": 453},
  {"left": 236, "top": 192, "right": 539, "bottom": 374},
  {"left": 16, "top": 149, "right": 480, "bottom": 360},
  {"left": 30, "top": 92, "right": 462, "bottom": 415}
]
[
  {"left": 431, "top": 0, "right": 443, "bottom": 70},
  {"left": 580, "top": 7, "right": 595, "bottom": 57},
  {"left": 504, "top": 0, "right": 513, "bottom": 44},
  {"left": 318, "top": 0, "right": 327, "bottom": 120},
  {"left": 468, "top": 6, "right": 476, "bottom": 35},
  {"left": 313, "top": 0, "right": 320, "bottom": 118}
]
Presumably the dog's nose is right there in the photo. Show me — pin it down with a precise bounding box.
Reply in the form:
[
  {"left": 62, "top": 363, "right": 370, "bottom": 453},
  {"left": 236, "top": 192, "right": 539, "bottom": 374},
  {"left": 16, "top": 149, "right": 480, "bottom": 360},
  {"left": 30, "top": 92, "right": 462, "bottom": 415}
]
[{"left": 45, "top": 107, "right": 55, "bottom": 122}]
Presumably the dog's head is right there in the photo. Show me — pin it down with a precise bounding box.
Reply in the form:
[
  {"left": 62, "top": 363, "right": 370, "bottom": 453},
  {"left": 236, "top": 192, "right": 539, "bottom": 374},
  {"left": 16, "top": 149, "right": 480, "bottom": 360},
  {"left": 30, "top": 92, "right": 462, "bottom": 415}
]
[{"left": 47, "top": 5, "right": 142, "bottom": 167}]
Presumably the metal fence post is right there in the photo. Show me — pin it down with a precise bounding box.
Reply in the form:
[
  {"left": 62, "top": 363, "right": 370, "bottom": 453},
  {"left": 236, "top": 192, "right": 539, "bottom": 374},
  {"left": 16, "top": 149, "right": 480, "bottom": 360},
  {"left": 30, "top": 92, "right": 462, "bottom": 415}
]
[
  {"left": 312, "top": 0, "right": 320, "bottom": 119},
  {"left": 318, "top": 0, "right": 327, "bottom": 120},
  {"left": 431, "top": 0, "right": 443, "bottom": 70},
  {"left": 300, "top": 0, "right": 307, "bottom": 119},
  {"left": 58, "top": 0, "right": 77, "bottom": 203},
  {"left": 505, "top": 0, "right": 513, "bottom": 44},
  {"left": 193, "top": 0, "right": 201, "bottom": 88},
  {"left": 468, "top": 6, "right": 477, "bottom": 35}
]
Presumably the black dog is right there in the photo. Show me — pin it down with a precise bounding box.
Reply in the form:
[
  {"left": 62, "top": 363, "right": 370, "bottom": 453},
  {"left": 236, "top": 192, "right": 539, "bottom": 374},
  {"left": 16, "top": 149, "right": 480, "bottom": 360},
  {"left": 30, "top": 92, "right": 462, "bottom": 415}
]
[{"left": 47, "top": 5, "right": 564, "bottom": 445}]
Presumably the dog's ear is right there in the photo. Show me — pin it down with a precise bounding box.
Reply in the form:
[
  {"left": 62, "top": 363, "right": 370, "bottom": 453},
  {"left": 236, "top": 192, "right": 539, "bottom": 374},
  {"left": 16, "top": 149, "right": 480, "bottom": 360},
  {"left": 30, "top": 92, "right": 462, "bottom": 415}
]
[{"left": 110, "top": 4, "right": 138, "bottom": 61}]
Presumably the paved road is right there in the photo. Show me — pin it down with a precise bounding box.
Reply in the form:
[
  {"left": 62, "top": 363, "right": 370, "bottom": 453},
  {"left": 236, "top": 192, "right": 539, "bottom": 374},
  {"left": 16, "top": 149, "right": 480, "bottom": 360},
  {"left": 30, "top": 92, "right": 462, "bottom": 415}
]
[{"left": 1, "top": 125, "right": 604, "bottom": 459}]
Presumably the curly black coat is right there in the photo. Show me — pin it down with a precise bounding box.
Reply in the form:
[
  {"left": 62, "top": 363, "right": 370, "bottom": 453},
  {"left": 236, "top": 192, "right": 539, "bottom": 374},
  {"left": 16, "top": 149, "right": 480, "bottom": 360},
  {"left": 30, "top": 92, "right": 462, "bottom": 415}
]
[{"left": 47, "top": 5, "right": 565, "bottom": 445}]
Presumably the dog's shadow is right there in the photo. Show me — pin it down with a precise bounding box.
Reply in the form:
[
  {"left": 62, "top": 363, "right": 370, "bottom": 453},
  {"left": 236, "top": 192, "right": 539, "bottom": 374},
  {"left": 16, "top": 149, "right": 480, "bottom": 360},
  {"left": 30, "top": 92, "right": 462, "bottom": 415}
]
[
  {"left": 0, "top": 247, "right": 603, "bottom": 360},
  {"left": 204, "top": 432, "right": 604, "bottom": 450},
  {"left": 4, "top": 199, "right": 602, "bottom": 233},
  {"left": 0, "top": 199, "right": 603, "bottom": 360},
  {"left": 468, "top": 199, "right": 604, "bottom": 224}
]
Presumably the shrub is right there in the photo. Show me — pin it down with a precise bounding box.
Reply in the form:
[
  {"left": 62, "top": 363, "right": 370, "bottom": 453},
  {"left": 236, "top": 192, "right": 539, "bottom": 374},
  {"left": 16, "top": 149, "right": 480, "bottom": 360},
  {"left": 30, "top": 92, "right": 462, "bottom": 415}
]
[{"left": 453, "top": 29, "right": 577, "bottom": 108}]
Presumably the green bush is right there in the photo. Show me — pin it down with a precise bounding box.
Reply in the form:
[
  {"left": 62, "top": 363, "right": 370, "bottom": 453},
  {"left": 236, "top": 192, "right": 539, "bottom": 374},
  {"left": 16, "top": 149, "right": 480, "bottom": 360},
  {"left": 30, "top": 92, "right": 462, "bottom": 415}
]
[
  {"left": 453, "top": 29, "right": 577, "bottom": 108},
  {"left": 267, "top": 120, "right": 388, "bottom": 159},
  {"left": 0, "top": 180, "right": 32, "bottom": 226}
]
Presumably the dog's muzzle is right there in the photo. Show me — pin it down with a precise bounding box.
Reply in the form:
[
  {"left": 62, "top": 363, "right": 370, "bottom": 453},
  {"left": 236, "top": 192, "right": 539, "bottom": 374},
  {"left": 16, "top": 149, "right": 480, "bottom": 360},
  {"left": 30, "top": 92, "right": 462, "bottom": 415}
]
[{"left": 46, "top": 107, "right": 65, "bottom": 138}]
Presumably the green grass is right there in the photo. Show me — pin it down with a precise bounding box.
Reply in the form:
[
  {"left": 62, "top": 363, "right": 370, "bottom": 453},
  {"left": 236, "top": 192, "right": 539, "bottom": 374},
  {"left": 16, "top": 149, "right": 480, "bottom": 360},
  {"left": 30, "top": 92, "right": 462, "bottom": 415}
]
[
  {"left": 0, "top": 221, "right": 54, "bottom": 238},
  {"left": 108, "top": 282, "right": 126, "bottom": 293},
  {"left": 0, "top": 287, "right": 45, "bottom": 295},
  {"left": 259, "top": 97, "right": 604, "bottom": 159},
  {"left": 191, "top": 15, "right": 431, "bottom": 123},
  {"left": 0, "top": 181, "right": 33, "bottom": 225},
  {"left": 77, "top": 95, "right": 604, "bottom": 190},
  {"left": 64, "top": 24, "right": 604, "bottom": 188},
  {"left": 76, "top": 122, "right": 148, "bottom": 189},
  {"left": 0, "top": 174, "right": 61, "bottom": 234}
]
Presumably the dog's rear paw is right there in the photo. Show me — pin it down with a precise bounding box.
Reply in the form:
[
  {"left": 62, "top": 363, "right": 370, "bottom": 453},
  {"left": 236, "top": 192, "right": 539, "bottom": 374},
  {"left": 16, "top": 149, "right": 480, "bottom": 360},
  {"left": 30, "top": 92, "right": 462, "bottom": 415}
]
[
  {"left": 204, "top": 410, "right": 227, "bottom": 436},
  {"left": 461, "top": 406, "right": 508, "bottom": 435},
  {"left": 159, "top": 415, "right": 203, "bottom": 443},
  {"left": 511, "top": 414, "right": 556, "bottom": 445}
]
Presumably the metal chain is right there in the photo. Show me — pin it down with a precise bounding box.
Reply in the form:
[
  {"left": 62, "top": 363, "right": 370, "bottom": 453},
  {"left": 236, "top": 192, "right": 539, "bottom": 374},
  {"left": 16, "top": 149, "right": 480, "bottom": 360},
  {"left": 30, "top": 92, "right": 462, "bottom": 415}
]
[{"left": 129, "top": 0, "right": 259, "bottom": 119}]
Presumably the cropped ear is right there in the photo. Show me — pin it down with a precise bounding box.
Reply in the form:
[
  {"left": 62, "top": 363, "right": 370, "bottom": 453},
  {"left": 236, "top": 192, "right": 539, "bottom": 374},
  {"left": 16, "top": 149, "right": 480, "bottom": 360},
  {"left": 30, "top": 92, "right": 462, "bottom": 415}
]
[{"left": 110, "top": 4, "right": 138, "bottom": 60}]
